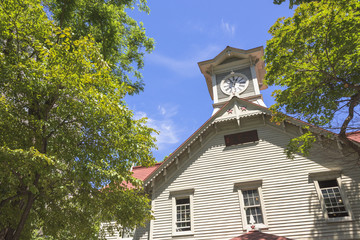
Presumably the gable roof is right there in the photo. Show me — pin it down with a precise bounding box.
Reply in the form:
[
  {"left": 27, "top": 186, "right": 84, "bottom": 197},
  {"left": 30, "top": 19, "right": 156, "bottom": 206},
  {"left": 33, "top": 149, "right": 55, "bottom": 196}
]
[
  {"left": 230, "top": 231, "right": 293, "bottom": 240},
  {"left": 143, "top": 96, "right": 351, "bottom": 186}
]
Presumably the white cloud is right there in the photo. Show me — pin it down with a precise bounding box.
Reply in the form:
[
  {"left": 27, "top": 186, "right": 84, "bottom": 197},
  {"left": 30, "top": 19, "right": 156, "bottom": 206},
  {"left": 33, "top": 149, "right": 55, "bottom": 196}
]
[
  {"left": 147, "top": 53, "right": 195, "bottom": 77},
  {"left": 154, "top": 121, "right": 179, "bottom": 146},
  {"left": 134, "top": 105, "right": 180, "bottom": 151},
  {"left": 133, "top": 111, "right": 147, "bottom": 120},
  {"left": 197, "top": 44, "right": 223, "bottom": 60},
  {"left": 221, "top": 19, "right": 236, "bottom": 36},
  {"left": 158, "top": 105, "right": 178, "bottom": 117},
  {"left": 146, "top": 45, "right": 222, "bottom": 77},
  {"left": 158, "top": 106, "right": 167, "bottom": 116}
]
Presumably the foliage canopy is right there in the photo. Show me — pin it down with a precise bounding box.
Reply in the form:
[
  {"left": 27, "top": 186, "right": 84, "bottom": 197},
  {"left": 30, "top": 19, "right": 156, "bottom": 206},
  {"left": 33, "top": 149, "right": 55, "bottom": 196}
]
[
  {"left": 265, "top": 0, "right": 360, "bottom": 158},
  {"left": 43, "top": 0, "right": 154, "bottom": 93},
  {"left": 0, "top": 0, "right": 156, "bottom": 239},
  {"left": 273, "top": 0, "right": 318, "bottom": 9}
]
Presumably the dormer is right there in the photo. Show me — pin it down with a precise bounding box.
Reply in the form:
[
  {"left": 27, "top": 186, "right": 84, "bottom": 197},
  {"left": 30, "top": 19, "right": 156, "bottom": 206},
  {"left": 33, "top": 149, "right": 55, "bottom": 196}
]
[{"left": 198, "top": 46, "right": 267, "bottom": 114}]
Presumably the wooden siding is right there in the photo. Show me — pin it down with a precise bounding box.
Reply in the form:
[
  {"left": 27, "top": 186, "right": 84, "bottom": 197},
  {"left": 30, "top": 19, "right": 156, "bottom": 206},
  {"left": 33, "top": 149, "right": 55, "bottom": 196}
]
[
  {"left": 140, "top": 120, "right": 360, "bottom": 240},
  {"left": 102, "top": 222, "right": 134, "bottom": 240}
]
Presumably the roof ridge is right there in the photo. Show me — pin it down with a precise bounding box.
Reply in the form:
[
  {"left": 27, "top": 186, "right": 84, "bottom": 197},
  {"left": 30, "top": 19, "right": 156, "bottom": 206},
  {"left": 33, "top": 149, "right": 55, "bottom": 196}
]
[
  {"left": 132, "top": 162, "right": 162, "bottom": 169},
  {"left": 346, "top": 130, "right": 360, "bottom": 135}
]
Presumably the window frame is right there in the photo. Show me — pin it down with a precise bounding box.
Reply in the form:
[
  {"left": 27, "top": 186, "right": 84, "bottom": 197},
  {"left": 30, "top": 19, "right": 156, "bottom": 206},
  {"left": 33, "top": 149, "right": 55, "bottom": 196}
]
[
  {"left": 235, "top": 180, "right": 268, "bottom": 231},
  {"left": 170, "top": 188, "right": 195, "bottom": 236},
  {"left": 311, "top": 171, "right": 353, "bottom": 222}
]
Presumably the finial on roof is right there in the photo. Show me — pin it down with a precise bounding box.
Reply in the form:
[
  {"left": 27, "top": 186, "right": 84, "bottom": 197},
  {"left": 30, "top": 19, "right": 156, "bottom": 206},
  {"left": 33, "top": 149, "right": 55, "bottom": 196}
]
[
  {"left": 249, "top": 214, "right": 256, "bottom": 225},
  {"left": 247, "top": 214, "right": 260, "bottom": 232}
]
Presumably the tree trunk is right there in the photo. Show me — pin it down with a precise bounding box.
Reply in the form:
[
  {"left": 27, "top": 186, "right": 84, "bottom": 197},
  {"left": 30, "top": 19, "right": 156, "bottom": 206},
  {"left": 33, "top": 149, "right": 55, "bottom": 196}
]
[
  {"left": 2, "top": 174, "right": 40, "bottom": 240},
  {"left": 11, "top": 192, "right": 36, "bottom": 240}
]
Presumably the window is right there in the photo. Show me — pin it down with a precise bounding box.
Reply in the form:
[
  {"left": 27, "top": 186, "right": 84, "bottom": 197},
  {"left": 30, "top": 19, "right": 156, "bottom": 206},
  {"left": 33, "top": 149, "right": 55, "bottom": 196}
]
[
  {"left": 318, "top": 179, "right": 349, "bottom": 218},
  {"left": 176, "top": 197, "right": 191, "bottom": 232},
  {"left": 170, "top": 188, "right": 194, "bottom": 236},
  {"left": 224, "top": 130, "right": 259, "bottom": 147},
  {"left": 235, "top": 180, "right": 267, "bottom": 230},
  {"left": 242, "top": 189, "right": 264, "bottom": 225},
  {"left": 310, "top": 171, "right": 353, "bottom": 221}
]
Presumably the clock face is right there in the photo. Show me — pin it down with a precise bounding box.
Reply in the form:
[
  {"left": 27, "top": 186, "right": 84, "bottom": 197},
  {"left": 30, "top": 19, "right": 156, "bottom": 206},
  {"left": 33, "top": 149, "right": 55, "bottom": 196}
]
[{"left": 220, "top": 74, "right": 249, "bottom": 95}]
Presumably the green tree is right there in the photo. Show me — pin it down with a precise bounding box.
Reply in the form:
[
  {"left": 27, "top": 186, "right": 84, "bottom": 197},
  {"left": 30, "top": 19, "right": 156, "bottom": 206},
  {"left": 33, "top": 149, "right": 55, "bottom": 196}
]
[
  {"left": 273, "top": 0, "right": 318, "bottom": 9},
  {"left": 43, "top": 0, "right": 154, "bottom": 93},
  {"left": 265, "top": 0, "right": 360, "bottom": 158},
  {"left": 0, "top": 0, "right": 156, "bottom": 239}
]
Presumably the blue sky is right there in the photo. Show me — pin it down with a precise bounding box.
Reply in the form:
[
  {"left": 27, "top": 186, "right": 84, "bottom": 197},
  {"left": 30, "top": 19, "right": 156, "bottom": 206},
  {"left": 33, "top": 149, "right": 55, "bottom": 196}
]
[{"left": 126, "top": 1, "right": 295, "bottom": 161}]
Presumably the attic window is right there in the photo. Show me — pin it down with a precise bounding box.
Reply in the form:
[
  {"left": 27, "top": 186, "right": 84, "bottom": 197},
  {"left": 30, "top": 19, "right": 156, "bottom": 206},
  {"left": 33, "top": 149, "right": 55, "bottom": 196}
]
[{"left": 224, "top": 130, "right": 259, "bottom": 147}]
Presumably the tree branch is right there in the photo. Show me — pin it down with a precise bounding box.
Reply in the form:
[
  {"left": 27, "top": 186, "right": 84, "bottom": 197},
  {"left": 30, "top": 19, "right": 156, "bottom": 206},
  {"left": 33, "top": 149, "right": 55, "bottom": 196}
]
[
  {"left": 0, "top": 193, "right": 24, "bottom": 209},
  {"left": 336, "top": 92, "right": 360, "bottom": 158},
  {"left": 339, "top": 93, "right": 360, "bottom": 136},
  {"left": 45, "top": 115, "right": 75, "bottom": 140}
]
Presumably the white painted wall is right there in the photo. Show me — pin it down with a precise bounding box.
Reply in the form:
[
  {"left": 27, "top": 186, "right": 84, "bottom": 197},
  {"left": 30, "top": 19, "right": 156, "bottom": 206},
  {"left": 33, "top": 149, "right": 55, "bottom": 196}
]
[{"left": 135, "top": 122, "right": 360, "bottom": 240}]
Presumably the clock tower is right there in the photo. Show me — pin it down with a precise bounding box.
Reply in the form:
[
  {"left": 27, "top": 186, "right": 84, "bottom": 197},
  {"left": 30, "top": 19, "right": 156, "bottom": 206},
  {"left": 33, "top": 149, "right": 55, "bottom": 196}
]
[{"left": 198, "top": 46, "right": 267, "bottom": 114}]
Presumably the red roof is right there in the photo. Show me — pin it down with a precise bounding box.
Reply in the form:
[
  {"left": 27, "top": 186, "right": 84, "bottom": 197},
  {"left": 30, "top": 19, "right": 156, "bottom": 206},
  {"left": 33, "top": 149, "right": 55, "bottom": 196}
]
[
  {"left": 102, "top": 163, "right": 161, "bottom": 190},
  {"left": 347, "top": 131, "right": 360, "bottom": 143},
  {"left": 230, "top": 231, "right": 293, "bottom": 240},
  {"left": 132, "top": 163, "right": 162, "bottom": 181},
  {"left": 123, "top": 163, "right": 161, "bottom": 189}
]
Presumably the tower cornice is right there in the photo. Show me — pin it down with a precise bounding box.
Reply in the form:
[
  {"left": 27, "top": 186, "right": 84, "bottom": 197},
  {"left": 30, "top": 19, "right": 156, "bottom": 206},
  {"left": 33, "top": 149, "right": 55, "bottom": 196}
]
[{"left": 198, "top": 46, "right": 267, "bottom": 100}]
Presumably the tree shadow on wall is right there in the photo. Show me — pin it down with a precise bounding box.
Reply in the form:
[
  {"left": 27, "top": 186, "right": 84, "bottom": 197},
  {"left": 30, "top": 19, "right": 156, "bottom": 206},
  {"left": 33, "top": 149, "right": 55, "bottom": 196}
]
[{"left": 308, "top": 167, "right": 360, "bottom": 239}]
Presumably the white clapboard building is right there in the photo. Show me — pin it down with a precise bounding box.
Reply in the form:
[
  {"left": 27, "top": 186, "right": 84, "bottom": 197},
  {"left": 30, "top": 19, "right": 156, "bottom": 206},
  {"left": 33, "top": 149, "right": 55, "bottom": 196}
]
[{"left": 112, "top": 46, "right": 360, "bottom": 240}]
